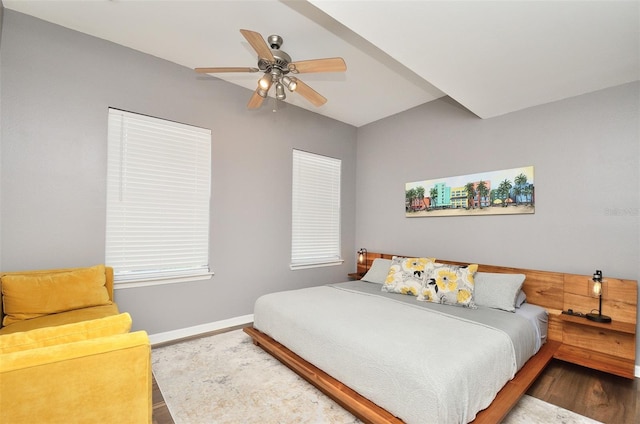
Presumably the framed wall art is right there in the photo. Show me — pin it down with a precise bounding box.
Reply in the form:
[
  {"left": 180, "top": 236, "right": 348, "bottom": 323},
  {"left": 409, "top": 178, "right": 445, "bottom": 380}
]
[{"left": 405, "top": 166, "right": 534, "bottom": 217}]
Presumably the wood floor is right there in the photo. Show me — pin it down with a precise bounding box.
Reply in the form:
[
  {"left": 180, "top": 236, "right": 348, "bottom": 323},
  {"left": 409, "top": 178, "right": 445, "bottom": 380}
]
[
  {"left": 152, "top": 376, "right": 175, "bottom": 424},
  {"left": 151, "top": 341, "right": 638, "bottom": 424},
  {"left": 527, "top": 360, "right": 638, "bottom": 424}
]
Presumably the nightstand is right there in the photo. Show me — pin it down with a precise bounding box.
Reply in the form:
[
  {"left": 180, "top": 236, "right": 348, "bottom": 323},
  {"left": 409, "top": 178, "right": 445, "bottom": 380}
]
[
  {"left": 555, "top": 314, "right": 636, "bottom": 378},
  {"left": 554, "top": 275, "right": 637, "bottom": 379},
  {"left": 347, "top": 273, "right": 362, "bottom": 280}
]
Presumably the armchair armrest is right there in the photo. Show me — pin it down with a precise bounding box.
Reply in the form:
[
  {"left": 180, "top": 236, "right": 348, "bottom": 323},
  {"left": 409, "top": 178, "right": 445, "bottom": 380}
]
[{"left": 0, "top": 331, "right": 151, "bottom": 423}]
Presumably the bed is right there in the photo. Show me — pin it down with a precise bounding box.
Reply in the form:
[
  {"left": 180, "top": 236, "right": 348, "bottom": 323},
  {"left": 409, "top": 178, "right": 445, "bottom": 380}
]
[{"left": 245, "top": 253, "right": 568, "bottom": 423}]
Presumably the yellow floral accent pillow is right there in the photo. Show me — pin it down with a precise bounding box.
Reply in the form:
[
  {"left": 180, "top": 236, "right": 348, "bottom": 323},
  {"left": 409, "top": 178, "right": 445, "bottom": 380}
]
[
  {"left": 418, "top": 262, "right": 478, "bottom": 308},
  {"left": 381, "top": 256, "right": 435, "bottom": 296}
]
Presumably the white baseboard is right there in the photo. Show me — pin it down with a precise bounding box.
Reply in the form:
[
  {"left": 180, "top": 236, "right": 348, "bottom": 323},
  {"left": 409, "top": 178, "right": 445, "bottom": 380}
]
[{"left": 148, "top": 314, "right": 254, "bottom": 346}]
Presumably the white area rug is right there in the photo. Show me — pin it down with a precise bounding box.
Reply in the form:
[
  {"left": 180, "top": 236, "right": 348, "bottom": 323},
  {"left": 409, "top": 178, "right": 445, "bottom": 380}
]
[{"left": 152, "top": 330, "right": 602, "bottom": 424}]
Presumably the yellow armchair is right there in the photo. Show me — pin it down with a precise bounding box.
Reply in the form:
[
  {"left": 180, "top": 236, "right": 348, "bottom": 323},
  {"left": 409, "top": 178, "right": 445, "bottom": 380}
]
[{"left": 0, "top": 313, "right": 152, "bottom": 423}]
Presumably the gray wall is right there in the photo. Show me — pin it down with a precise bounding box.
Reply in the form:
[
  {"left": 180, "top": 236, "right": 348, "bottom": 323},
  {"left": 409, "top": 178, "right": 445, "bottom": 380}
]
[
  {"left": 0, "top": 11, "right": 357, "bottom": 334},
  {"left": 2, "top": 8, "right": 639, "bottom": 368},
  {"left": 356, "top": 83, "right": 640, "bottom": 364}
]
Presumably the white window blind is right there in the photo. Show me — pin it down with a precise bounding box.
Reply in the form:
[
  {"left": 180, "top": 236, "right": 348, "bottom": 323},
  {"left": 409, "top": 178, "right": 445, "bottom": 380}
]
[
  {"left": 106, "top": 108, "right": 211, "bottom": 285},
  {"left": 291, "top": 149, "right": 342, "bottom": 269}
]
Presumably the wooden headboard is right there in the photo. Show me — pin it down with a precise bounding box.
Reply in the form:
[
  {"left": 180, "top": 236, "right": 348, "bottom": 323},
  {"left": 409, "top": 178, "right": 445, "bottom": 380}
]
[{"left": 358, "top": 252, "right": 638, "bottom": 378}]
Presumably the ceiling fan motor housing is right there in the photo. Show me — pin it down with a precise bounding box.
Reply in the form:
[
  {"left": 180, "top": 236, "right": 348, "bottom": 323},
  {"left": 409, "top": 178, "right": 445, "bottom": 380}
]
[{"left": 258, "top": 49, "right": 292, "bottom": 75}]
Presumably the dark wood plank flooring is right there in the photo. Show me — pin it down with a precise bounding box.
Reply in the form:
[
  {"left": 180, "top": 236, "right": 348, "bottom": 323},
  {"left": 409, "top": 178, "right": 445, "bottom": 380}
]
[
  {"left": 151, "top": 335, "right": 638, "bottom": 424},
  {"left": 152, "top": 375, "right": 175, "bottom": 424},
  {"left": 527, "top": 360, "right": 638, "bottom": 424}
]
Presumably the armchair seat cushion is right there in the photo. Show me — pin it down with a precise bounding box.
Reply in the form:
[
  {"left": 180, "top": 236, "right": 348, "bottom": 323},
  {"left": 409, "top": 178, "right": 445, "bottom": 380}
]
[
  {"left": 0, "top": 313, "right": 132, "bottom": 354},
  {"left": 0, "top": 303, "right": 119, "bottom": 335}
]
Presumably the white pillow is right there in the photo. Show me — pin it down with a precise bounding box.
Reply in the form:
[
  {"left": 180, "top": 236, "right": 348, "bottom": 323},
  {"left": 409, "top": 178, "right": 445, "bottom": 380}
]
[
  {"left": 474, "top": 272, "right": 526, "bottom": 312},
  {"left": 360, "top": 258, "right": 392, "bottom": 284}
]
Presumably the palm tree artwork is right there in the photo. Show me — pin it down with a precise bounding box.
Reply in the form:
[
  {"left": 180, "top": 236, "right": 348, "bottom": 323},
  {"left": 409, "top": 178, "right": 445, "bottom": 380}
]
[
  {"left": 497, "top": 179, "right": 513, "bottom": 207},
  {"left": 405, "top": 166, "right": 534, "bottom": 217},
  {"left": 405, "top": 188, "right": 416, "bottom": 211},
  {"left": 415, "top": 186, "right": 426, "bottom": 210},
  {"left": 429, "top": 187, "right": 438, "bottom": 209},
  {"left": 464, "top": 182, "right": 476, "bottom": 209},
  {"left": 514, "top": 173, "right": 528, "bottom": 205},
  {"left": 477, "top": 180, "right": 489, "bottom": 209}
]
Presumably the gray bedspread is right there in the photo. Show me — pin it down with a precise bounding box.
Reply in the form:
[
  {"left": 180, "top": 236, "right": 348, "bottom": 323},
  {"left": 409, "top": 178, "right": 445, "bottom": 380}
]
[{"left": 253, "top": 280, "right": 539, "bottom": 423}]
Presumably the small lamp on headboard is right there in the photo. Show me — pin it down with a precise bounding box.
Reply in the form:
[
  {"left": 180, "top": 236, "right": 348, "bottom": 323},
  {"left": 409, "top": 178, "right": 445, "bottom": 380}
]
[
  {"left": 357, "top": 248, "right": 368, "bottom": 277},
  {"left": 586, "top": 270, "right": 612, "bottom": 323}
]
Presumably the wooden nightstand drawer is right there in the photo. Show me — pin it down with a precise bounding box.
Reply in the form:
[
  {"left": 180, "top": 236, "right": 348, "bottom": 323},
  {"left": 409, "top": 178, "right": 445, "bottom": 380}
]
[
  {"left": 562, "top": 321, "right": 635, "bottom": 361},
  {"left": 554, "top": 343, "right": 636, "bottom": 379}
]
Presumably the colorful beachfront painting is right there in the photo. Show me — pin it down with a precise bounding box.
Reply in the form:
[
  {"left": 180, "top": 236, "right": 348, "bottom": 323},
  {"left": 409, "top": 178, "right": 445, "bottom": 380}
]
[{"left": 406, "top": 166, "right": 534, "bottom": 217}]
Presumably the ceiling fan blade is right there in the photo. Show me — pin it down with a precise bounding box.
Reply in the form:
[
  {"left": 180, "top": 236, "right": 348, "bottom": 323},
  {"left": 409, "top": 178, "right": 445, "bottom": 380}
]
[
  {"left": 289, "top": 57, "right": 346, "bottom": 74},
  {"left": 294, "top": 79, "right": 327, "bottom": 107},
  {"left": 240, "top": 29, "right": 275, "bottom": 62},
  {"left": 247, "top": 89, "right": 265, "bottom": 109},
  {"left": 195, "top": 67, "right": 259, "bottom": 73}
]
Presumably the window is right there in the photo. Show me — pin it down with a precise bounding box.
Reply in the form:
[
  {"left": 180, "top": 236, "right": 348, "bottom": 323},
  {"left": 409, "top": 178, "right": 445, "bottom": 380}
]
[
  {"left": 290, "top": 149, "right": 342, "bottom": 269},
  {"left": 106, "top": 109, "right": 212, "bottom": 287}
]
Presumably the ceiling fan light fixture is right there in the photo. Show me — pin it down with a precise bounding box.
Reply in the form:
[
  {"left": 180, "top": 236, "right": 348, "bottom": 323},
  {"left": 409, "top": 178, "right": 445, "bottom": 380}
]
[
  {"left": 282, "top": 76, "right": 298, "bottom": 92},
  {"left": 258, "top": 74, "right": 273, "bottom": 90},
  {"left": 275, "top": 82, "right": 286, "bottom": 100},
  {"left": 257, "top": 87, "right": 268, "bottom": 98}
]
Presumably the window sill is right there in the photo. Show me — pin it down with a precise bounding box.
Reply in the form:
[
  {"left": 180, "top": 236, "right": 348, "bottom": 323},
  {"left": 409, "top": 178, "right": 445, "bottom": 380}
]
[
  {"left": 289, "top": 260, "right": 344, "bottom": 271},
  {"left": 114, "top": 272, "right": 214, "bottom": 289}
]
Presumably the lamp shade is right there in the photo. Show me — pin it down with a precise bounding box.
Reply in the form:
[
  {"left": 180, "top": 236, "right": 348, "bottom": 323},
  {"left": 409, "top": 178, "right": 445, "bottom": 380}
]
[
  {"left": 282, "top": 76, "right": 298, "bottom": 91},
  {"left": 586, "top": 270, "right": 611, "bottom": 323},
  {"left": 357, "top": 248, "right": 368, "bottom": 276},
  {"left": 592, "top": 281, "right": 602, "bottom": 296},
  {"left": 258, "top": 74, "right": 273, "bottom": 90},
  {"left": 275, "top": 82, "right": 286, "bottom": 100}
]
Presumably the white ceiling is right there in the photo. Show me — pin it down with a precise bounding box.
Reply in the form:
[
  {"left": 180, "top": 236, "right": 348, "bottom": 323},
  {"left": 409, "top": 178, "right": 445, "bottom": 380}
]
[{"left": 4, "top": 0, "right": 639, "bottom": 127}]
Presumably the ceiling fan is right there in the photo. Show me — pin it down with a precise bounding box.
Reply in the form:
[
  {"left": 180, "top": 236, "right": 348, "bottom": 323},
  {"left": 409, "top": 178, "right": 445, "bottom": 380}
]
[{"left": 195, "top": 29, "right": 347, "bottom": 109}]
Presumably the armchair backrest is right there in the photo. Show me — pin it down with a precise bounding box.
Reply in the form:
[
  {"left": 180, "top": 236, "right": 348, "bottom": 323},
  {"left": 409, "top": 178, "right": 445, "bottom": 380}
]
[{"left": 0, "top": 265, "right": 114, "bottom": 328}]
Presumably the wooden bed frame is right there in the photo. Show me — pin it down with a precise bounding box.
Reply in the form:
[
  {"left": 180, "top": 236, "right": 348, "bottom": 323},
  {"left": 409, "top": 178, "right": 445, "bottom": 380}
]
[{"left": 245, "top": 252, "right": 637, "bottom": 423}]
